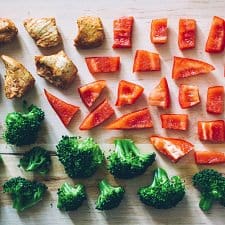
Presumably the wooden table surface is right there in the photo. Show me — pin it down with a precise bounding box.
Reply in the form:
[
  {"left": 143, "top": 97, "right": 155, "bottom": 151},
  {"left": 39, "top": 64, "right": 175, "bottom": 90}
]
[{"left": 0, "top": 0, "right": 225, "bottom": 224}]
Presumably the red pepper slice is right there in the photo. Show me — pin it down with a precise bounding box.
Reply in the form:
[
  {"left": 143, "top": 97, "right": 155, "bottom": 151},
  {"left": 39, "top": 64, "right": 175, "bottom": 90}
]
[
  {"left": 85, "top": 57, "right": 120, "bottom": 74},
  {"left": 205, "top": 16, "right": 225, "bottom": 53},
  {"left": 44, "top": 89, "right": 79, "bottom": 127},
  {"left": 150, "top": 18, "right": 168, "bottom": 44},
  {"left": 79, "top": 99, "right": 114, "bottom": 130},
  {"left": 150, "top": 135, "right": 194, "bottom": 163},
  {"left": 172, "top": 56, "right": 215, "bottom": 80},
  {"left": 206, "top": 86, "right": 224, "bottom": 114},
  {"left": 115, "top": 80, "right": 144, "bottom": 106},
  {"left": 78, "top": 80, "right": 106, "bottom": 108},
  {"left": 195, "top": 151, "right": 225, "bottom": 164},
  {"left": 133, "top": 50, "right": 160, "bottom": 72},
  {"left": 160, "top": 114, "right": 188, "bottom": 130},
  {"left": 112, "top": 16, "right": 134, "bottom": 48},
  {"left": 105, "top": 108, "right": 153, "bottom": 130}
]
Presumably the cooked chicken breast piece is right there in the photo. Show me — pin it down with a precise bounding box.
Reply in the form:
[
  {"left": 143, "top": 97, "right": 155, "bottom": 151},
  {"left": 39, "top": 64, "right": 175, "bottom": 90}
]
[
  {"left": 35, "top": 50, "right": 78, "bottom": 89},
  {"left": 0, "top": 18, "right": 18, "bottom": 43},
  {"left": 1, "top": 55, "right": 35, "bottom": 99},
  {"left": 23, "top": 17, "right": 62, "bottom": 48},
  {"left": 74, "top": 16, "right": 105, "bottom": 49}
]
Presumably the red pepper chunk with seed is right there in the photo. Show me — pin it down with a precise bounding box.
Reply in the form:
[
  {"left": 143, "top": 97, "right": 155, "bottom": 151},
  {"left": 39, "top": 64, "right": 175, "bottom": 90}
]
[{"left": 161, "top": 114, "right": 188, "bottom": 131}]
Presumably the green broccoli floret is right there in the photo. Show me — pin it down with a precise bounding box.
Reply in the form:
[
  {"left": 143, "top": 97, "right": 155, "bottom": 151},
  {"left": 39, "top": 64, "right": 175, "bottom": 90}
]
[
  {"left": 3, "top": 177, "right": 47, "bottom": 211},
  {"left": 3, "top": 103, "right": 45, "bottom": 146},
  {"left": 18, "top": 147, "right": 51, "bottom": 175},
  {"left": 95, "top": 179, "right": 125, "bottom": 210},
  {"left": 192, "top": 169, "right": 225, "bottom": 212},
  {"left": 56, "top": 136, "right": 104, "bottom": 178},
  {"left": 138, "top": 168, "right": 185, "bottom": 209},
  {"left": 57, "top": 182, "right": 86, "bottom": 211},
  {"left": 107, "top": 139, "right": 156, "bottom": 179}
]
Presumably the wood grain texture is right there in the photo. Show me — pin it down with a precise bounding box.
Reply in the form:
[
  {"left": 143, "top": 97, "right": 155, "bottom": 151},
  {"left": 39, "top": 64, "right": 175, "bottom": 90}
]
[{"left": 0, "top": 0, "right": 225, "bottom": 224}]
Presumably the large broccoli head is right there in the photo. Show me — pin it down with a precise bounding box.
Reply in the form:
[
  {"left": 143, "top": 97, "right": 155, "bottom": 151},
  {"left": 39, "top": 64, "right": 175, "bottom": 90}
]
[
  {"left": 107, "top": 139, "right": 156, "bottom": 179},
  {"left": 3, "top": 103, "right": 45, "bottom": 146},
  {"left": 3, "top": 176, "right": 47, "bottom": 211},
  {"left": 56, "top": 136, "right": 104, "bottom": 178},
  {"left": 138, "top": 168, "right": 185, "bottom": 209}
]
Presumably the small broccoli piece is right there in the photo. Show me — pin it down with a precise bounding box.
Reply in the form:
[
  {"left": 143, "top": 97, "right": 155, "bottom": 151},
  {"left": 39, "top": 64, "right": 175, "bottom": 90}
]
[
  {"left": 56, "top": 136, "right": 104, "bottom": 178},
  {"left": 3, "top": 103, "right": 45, "bottom": 146},
  {"left": 107, "top": 139, "right": 156, "bottom": 179},
  {"left": 192, "top": 169, "right": 225, "bottom": 212},
  {"left": 3, "top": 176, "right": 47, "bottom": 211},
  {"left": 95, "top": 179, "right": 125, "bottom": 210},
  {"left": 19, "top": 147, "right": 51, "bottom": 175},
  {"left": 138, "top": 168, "right": 185, "bottom": 209},
  {"left": 57, "top": 182, "right": 86, "bottom": 211}
]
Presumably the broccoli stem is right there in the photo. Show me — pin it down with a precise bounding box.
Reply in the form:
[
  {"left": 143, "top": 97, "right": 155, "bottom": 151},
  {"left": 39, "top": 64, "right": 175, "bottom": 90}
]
[
  {"left": 199, "top": 194, "right": 213, "bottom": 212},
  {"left": 63, "top": 182, "right": 80, "bottom": 196},
  {"left": 26, "top": 158, "right": 46, "bottom": 171},
  {"left": 99, "top": 179, "right": 113, "bottom": 194},
  {"left": 151, "top": 168, "right": 169, "bottom": 187}
]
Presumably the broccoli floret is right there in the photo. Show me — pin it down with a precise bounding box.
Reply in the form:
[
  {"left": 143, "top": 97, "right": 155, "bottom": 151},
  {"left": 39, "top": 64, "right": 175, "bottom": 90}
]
[
  {"left": 95, "top": 179, "right": 125, "bottom": 210},
  {"left": 3, "top": 177, "right": 47, "bottom": 211},
  {"left": 138, "top": 168, "right": 185, "bottom": 209},
  {"left": 56, "top": 136, "right": 104, "bottom": 178},
  {"left": 3, "top": 103, "right": 45, "bottom": 146},
  {"left": 19, "top": 147, "right": 51, "bottom": 175},
  {"left": 57, "top": 182, "right": 86, "bottom": 211},
  {"left": 107, "top": 139, "right": 156, "bottom": 179},
  {"left": 192, "top": 169, "right": 225, "bottom": 212}
]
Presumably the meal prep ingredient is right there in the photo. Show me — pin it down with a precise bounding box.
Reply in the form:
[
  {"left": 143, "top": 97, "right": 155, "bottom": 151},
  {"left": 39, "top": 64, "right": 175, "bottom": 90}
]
[
  {"left": 0, "top": 18, "right": 18, "bottom": 43},
  {"left": 194, "top": 151, "right": 225, "bottom": 164},
  {"left": 160, "top": 114, "right": 188, "bottom": 130}
]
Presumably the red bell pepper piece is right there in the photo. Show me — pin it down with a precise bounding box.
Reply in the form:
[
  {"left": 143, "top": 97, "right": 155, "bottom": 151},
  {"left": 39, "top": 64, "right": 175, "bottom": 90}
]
[
  {"left": 205, "top": 16, "right": 225, "bottom": 53},
  {"left": 115, "top": 80, "right": 144, "bottom": 106},
  {"left": 105, "top": 108, "right": 153, "bottom": 130},
  {"left": 148, "top": 77, "right": 170, "bottom": 109},
  {"left": 150, "top": 18, "right": 168, "bottom": 44},
  {"left": 160, "top": 114, "right": 188, "bottom": 130},
  {"left": 112, "top": 16, "right": 134, "bottom": 48},
  {"left": 44, "top": 89, "right": 79, "bottom": 127},
  {"left": 79, "top": 99, "right": 114, "bottom": 130},
  {"left": 150, "top": 135, "right": 194, "bottom": 163},
  {"left": 206, "top": 86, "right": 224, "bottom": 114},
  {"left": 172, "top": 56, "right": 215, "bottom": 80},
  {"left": 85, "top": 57, "right": 120, "bottom": 74},
  {"left": 195, "top": 151, "right": 225, "bottom": 164},
  {"left": 179, "top": 84, "right": 200, "bottom": 109},
  {"left": 133, "top": 50, "right": 160, "bottom": 72},
  {"left": 198, "top": 120, "right": 225, "bottom": 142},
  {"left": 178, "top": 19, "right": 196, "bottom": 50},
  {"left": 78, "top": 80, "right": 106, "bottom": 108}
]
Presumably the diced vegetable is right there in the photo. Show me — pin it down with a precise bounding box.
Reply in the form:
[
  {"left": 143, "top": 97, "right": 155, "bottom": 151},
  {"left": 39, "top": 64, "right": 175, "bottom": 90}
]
[
  {"left": 194, "top": 151, "right": 225, "bottom": 164},
  {"left": 160, "top": 114, "right": 188, "bottom": 130}
]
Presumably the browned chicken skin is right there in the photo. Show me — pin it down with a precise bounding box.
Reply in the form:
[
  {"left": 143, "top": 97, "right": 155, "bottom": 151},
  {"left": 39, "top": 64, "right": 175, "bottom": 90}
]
[{"left": 0, "top": 18, "right": 18, "bottom": 43}]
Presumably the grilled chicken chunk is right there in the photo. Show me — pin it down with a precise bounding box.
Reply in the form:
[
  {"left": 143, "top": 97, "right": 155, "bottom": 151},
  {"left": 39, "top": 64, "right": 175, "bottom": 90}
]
[
  {"left": 74, "top": 16, "right": 105, "bottom": 49},
  {"left": 23, "top": 17, "right": 62, "bottom": 48},
  {"left": 0, "top": 18, "right": 18, "bottom": 43},
  {"left": 1, "top": 55, "right": 35, "bottom": 99},
  {"left": 35, "top": 50, "right": 78, "bottom": 89}
]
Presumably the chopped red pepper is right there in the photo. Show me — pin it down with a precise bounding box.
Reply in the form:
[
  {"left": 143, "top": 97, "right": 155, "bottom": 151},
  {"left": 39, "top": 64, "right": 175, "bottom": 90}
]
[
  {"left": 150, "top": 18, "right": 168, "bottom": 44},
  {"left": 198, "top": 120, "right": 225, "bottom": 142},
  {"left": 195, "top": 151, "right": 225, "bottom": 164},
  {"left": 44, "top": 89, "right": 79, "bottom": 127},
  {"left": 105, "top": 108, "right": 153, "bottom": 130},
  {"left": 85, "top": 57, "right": 120, "bottom": 74},
  {"left": 160, "top": 114, "right": 188, "bottom": 130},
  {"left": 179, "top": 84, "right": 200, "bottom": 109},
  {"left": 133, "top": 50, "right": 160, "bottom": 72},
  {"left": 79, "top": 99, "right": 114, "bottom": 130},
  {"left": 172, "top": 56, "right": 215, "bottom": 80},
  {"left": 148, "top": 77, "right": 170, "bottom": 109},
  {"left": 150, "top": 135, "right": 194, "bottom": 163},
  {"left": 206, "top": 86, "right": 224, "bottom": 114},
  {"left": 78, "top": 80, "right": 106, "bottom": 108},
  {"left": 115, "top": 80, "right": 144, "bottom": 106},
  {"left": 112, "top": 16, "right": 134, "bottom": 48},
  {"left": 178, "top": 19, "right": 196, "bottom": 50},
  {"left": 205, "top": 16, "right": 225, "bottom": 53}
]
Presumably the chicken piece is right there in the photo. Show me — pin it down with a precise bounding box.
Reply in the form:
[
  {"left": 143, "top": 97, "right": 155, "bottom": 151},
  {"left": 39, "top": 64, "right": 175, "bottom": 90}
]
[
  {"left": 0, "top": 18, "right": 18, "bottom": 43},
  {"left": 23, "top": 17, "right": 62, "bottom": 48},
  {"left": 35, "top": 50, "right": 78, "bottom": 89},
  {"left": 74, "top": 16, "right": 105, "bottom": 49},
  {"left": 1, "top": 55, "right": 35, "bottom": 99}
]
